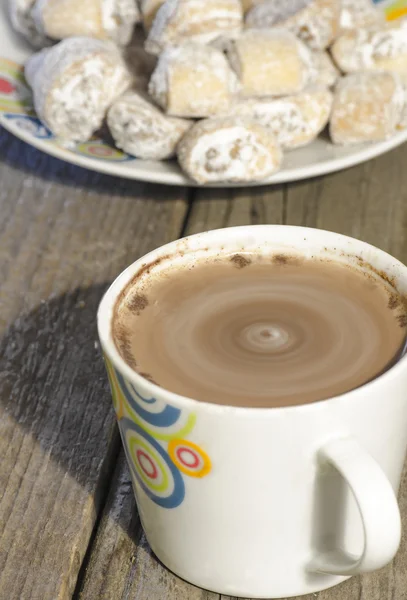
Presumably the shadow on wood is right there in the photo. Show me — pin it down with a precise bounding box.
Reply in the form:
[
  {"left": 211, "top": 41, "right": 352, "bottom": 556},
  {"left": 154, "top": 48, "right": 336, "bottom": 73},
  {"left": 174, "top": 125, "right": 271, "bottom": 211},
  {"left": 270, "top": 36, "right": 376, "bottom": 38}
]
[
  {"left": 0, "top": 283, "right": 117, "bottom": 492},
  {"left": 0, "top": 128, "right": 181, "bottom": 200}
]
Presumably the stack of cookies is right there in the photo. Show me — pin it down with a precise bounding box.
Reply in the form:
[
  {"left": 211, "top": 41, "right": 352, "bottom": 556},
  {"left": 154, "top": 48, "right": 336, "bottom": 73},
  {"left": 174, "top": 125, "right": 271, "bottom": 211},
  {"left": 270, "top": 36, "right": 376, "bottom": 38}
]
[{"left": 9, "top": 0, "right": 407, "bottom": 183}]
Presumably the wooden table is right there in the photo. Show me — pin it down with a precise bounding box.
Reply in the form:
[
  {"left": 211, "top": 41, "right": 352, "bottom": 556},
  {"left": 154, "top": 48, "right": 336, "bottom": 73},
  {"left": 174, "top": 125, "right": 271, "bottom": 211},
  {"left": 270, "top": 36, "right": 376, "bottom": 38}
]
[{"left": 1, "top": 127, "right": 407, "bottom": 600}]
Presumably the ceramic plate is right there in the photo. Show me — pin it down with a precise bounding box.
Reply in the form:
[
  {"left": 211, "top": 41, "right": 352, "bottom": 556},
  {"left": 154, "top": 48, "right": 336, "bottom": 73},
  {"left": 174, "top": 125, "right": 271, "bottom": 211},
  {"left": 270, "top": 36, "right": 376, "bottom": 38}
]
[{"left": 0, "top": 0, "right": 407, "bottom": 187}]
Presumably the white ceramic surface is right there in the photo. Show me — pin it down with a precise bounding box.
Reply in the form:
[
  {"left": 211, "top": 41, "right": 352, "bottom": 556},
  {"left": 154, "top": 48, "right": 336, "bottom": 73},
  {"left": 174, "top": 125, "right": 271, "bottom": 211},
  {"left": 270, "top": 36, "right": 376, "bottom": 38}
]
[
  {"left": 98, "top": 226, "right": 407, "bottom": 598},
  {"left": 1, "top": 0, "right": 407, "bottom": 187}
]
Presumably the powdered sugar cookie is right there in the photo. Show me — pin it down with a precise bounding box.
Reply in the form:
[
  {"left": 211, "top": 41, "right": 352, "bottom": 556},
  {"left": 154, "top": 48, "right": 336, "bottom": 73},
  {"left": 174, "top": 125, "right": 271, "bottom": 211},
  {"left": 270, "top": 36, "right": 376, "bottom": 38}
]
[
  {"left": 33, "top": 0, "right": 140, "bottom": 46},
  {"left": 148, "top": 43, "right": 238, "bottom": 117},
  {"left": 145, "top": 0, "right": 243, "bottom": 55},
  {"left": 227, "top": 86, "right": 333, "bottom": 149},
  {"left": 25, "top": 37, "right": 131, "bottom": 144},
  {"left": 330, "top": 72, "right": 405, "bottom": 144},
  {"left": 178, "top": 117, "right": 282, "bottom": 183},
  {"left": 8, "top": 0, "right": 52, "bottom": 47},
  {"left": 107, "top": 90, "right": 191, "bottom": 158},
  {"left": 245, "top": 0, "right": 312, "bottom": 25},
  {"left": 177, "top": 116, "right": 282, "bottom": 184},
  {"left": 246, "top": 0, "right": 341, "bottom": 50},
  {"left": 332, "top": 17, "right": 407, "bottom": 79},
  {"left": 311, "top": 51, "right": 339, "bottom": 88},
  {"left": 340, "top": 0, "right": 384, "bottom": 32},
  {"left": 226, "top": 29, "right": 313, "bottom": 97}
]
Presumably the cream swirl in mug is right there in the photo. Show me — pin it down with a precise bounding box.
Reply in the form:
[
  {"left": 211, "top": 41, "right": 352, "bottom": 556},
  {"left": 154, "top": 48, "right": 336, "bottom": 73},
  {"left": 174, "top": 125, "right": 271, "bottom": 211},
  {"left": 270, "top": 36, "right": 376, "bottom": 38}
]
[{"left": 113, "top": 253, "right": 407, "bottom": 407}]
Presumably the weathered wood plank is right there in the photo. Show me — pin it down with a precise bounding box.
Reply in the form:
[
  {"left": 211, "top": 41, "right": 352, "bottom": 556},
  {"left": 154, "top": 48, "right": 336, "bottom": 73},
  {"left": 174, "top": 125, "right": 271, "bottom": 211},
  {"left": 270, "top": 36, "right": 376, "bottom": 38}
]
[
  {"left": 79, "top": 142, "right": 407, "bottom": 600},
  {"left": 0, "top": 129, "right": 188, "bottom": 600},
  {"left": 185, "top": 185, "right": 285, "bottom": 235},
  {"left": 285, "top": 146, "right": 407, "bottom": 258}
]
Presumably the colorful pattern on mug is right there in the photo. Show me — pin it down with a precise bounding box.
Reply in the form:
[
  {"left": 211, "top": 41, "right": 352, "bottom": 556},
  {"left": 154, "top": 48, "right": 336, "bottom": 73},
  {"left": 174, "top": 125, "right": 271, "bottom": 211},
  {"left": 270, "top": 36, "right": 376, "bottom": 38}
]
[{"left": 104, "top": 356, "right": 212, "bottom": 509}]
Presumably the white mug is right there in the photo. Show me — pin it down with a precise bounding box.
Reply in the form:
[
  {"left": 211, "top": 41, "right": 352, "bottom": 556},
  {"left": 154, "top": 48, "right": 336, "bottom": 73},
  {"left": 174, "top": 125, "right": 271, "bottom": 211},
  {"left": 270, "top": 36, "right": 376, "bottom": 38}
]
[{"left": 97, "top": 226, "right": 407, "bottom": 598}]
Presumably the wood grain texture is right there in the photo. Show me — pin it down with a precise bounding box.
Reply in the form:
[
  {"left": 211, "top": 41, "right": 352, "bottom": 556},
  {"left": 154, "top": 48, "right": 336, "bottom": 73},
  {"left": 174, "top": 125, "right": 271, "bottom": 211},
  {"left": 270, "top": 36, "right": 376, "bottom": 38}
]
[
  {"left": 80, "top": 142, "right": 407, "bottom": 600},
  {"left": 0, "top": 129, "right": 188, "bottom": 600}
]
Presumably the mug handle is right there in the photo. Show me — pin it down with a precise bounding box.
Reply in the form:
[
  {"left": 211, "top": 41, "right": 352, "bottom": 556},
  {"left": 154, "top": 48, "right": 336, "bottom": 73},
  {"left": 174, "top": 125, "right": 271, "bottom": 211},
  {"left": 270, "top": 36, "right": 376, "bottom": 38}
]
[{"left": 308, "top": 437, "right": 401, "bottom": 575}]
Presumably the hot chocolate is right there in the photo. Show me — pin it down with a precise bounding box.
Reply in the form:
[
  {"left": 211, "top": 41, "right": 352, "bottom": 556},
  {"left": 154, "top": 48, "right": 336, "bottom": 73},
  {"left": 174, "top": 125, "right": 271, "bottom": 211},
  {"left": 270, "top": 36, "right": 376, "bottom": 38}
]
[{"left": 112, "top": 252, "right": 407, "bottom": 407}]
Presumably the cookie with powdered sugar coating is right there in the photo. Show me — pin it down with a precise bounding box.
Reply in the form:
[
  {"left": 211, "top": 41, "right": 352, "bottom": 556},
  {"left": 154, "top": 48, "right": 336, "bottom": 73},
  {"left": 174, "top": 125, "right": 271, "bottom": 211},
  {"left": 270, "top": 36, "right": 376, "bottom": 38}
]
[
  {"left": 311, "top": 51, "right": 339, "bottom": 88},
  {"left": 25, "top": 37, "right": 131, "bottom": 144},
  {"left": 332, "top": 17, "right": 407, "bottom": 80},
  {"left": 330, "top": 71, "right": 405, "bottom": 145},
  {"left": 246, "top": 0, "right": 311, "bottom": 24},
  {"left": 145, "top": 0, "right": 243, "bottom": 55},
  {"left": 177, "top": 116, "right": 282, "bottom": 184},
  {"left": 8, "top": 0, "right": 52, "bottom": 48},
  {"left": 340, "top": 0, "right": 384, "bottom": 33},
  {"left": 148, "top": 42, "right": 238, "bottom": 118},
  {"left": 226, "top": 29, "right": 313, "bottom": 98},
  {"left": 246, "top": 0, "right": 341, "bottom": 50},
  {"left": 33, "top": 0, "right": 140, "bottom": 46},
  {"left": 107, "top": 90, "right": 191, "bottom": 159},
  {"left": 226, "top": 86, "right": 333, "bottom": 149}
]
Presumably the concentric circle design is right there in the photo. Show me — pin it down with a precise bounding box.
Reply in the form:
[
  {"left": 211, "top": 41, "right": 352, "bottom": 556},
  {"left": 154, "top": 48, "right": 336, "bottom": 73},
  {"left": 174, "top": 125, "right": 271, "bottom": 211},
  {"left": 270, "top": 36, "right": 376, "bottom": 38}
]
[
  {"left": 120, "top": 418, "right": 185, "bottom": 508},
  {"left": 103, "top": 363, "right": 211, "bottom": 507},
  {"left": 168, "top": 439, "right": 212, "bottom": 478},
  {"left": 128, "top": 435, "right": 169, "bottom": 492},
  {"left": 137, "top": 450, "right": 158, "bottom": 479},
  {"left": 74, "top": 141, "right": 134, "bottom": 162},
  {"left": 111, "top": 366, "right": 197, "bottom": 440},
  {"left": 116, "top": 370, "right": 181, "bottom": 427}
]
